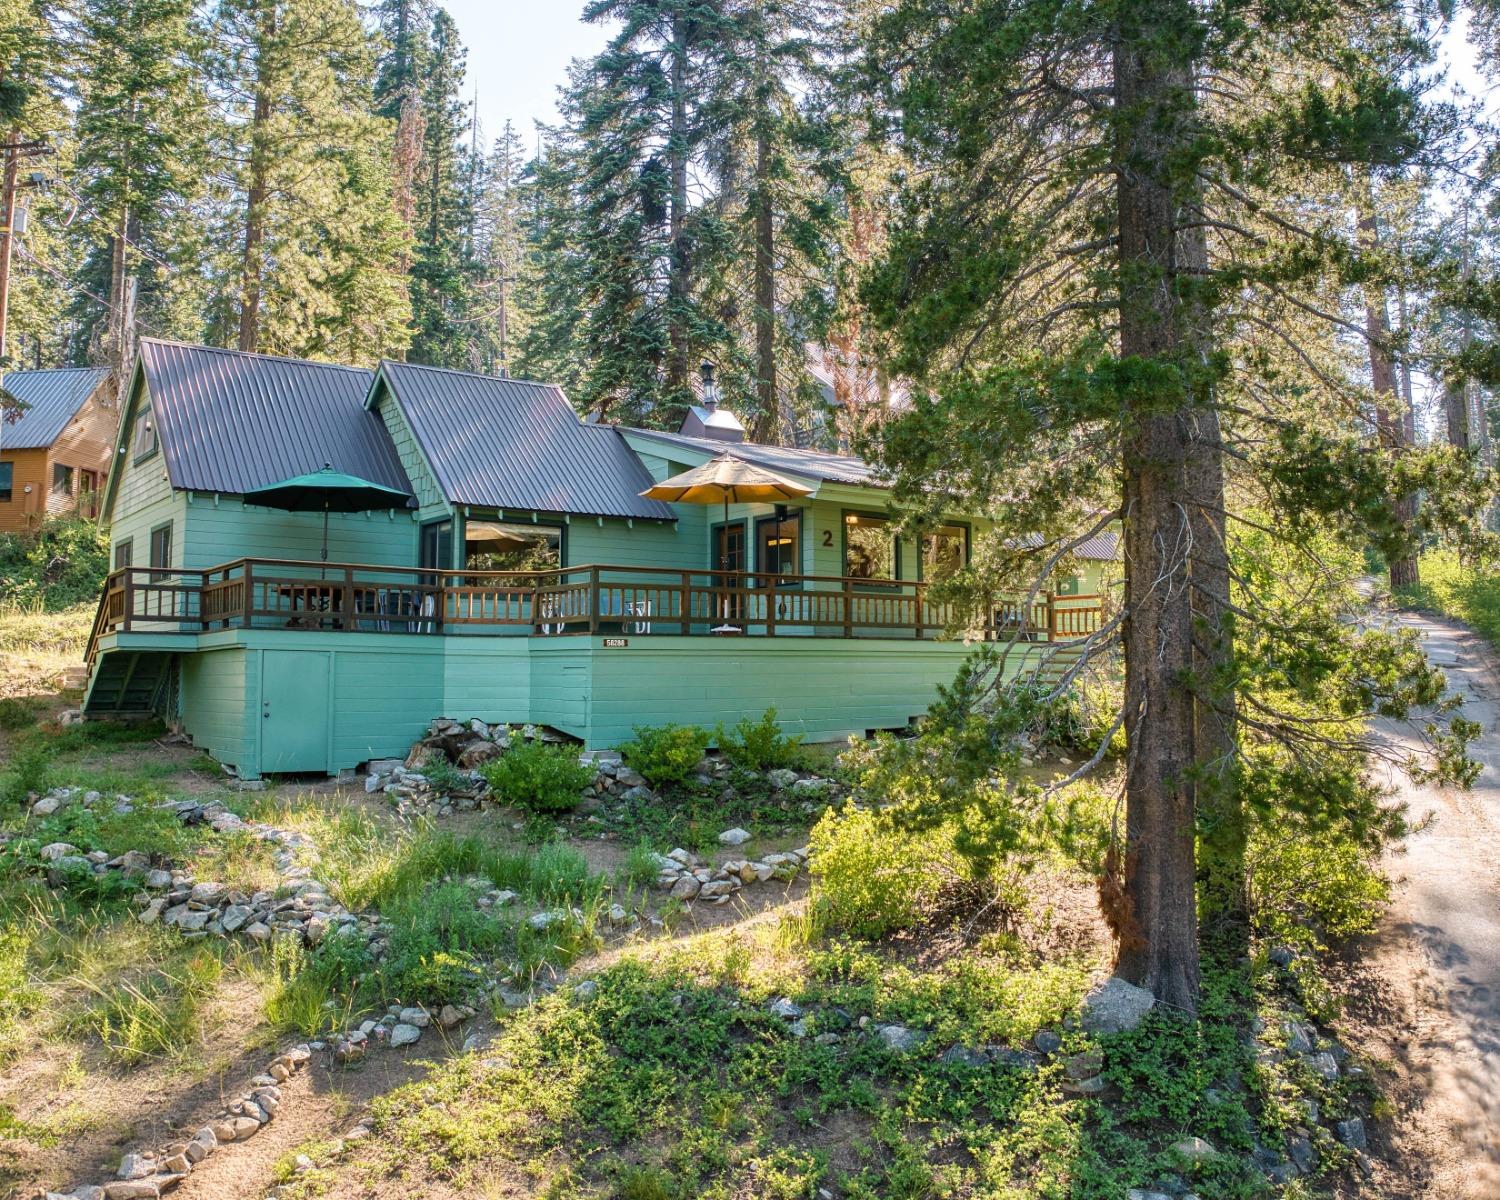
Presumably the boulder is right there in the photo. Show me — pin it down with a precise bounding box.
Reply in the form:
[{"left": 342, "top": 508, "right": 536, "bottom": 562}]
[
  {"left": 117, "top": 1153, "right": 155, "bottom": 1180},
  {"left": 390, "top": 1023, "right": 422, "bottom": 1048},
  {"left": 766, "top": 768, "right": 798, "bottom": 789},
  {"left": 457, "top": 740, "right": 504, "bottom": 769},
  {"left": 1335, "top": 1117, "right": 1367, "bottom": 1150},
  {"left": 189, "top": 881, "right": 227, "bottom": 905},
  {"left": 1079, "top": 976, "right": 1155, "bottom": 1035},
  {"left": 1172, "top": 1137, "right": 1218, "bottom": 1162},
  {"left": 717, "top": 827, "right": 753, "bottom": 847},
  {"left": 875, "top": 1024, "right": 927, "bottom": 1052},
  {"left": 103, "top": 1183, "right": 159, "bottom": 1200}
]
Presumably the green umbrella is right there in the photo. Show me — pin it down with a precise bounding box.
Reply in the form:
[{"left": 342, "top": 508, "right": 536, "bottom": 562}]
[{"left": 243, "top": 463, "right": 412, "bottom": 563}]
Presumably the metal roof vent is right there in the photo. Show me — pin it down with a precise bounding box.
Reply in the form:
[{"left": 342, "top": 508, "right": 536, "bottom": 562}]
[{"left": 682, "top": 361, "right": 745, "bottom": 443}]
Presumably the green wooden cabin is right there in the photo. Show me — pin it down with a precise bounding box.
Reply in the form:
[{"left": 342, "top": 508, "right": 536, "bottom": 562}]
[{"left": 86, "top": 340, "right": 1111, "bottom": 779}]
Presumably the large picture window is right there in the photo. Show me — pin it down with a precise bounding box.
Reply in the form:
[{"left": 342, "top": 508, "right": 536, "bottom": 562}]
[
  {"left": 463, "top": 520, "right": 563, "bottom": 574},
  {"left": 921, "top": 524, "right": 969, "bottom": 581},
  {"left": 843, "top": 511, "right": 897, "bottom": 582},
  {"left": 0, "top": 461, "right": 11, "bottom": 503},
  {"left": 756, "top": 511, "right": 801, "bottom": 585}
]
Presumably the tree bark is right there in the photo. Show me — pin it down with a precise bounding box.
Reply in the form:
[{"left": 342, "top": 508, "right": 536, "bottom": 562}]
[
  {"left": 751, "top": 115, "right": 777, "bottom": 443},
  {"left": 665, "top": 10, "right": 691, "bottom": 402},
  {"left": 1357, "top": 194, "right": 1418, "bottom": 590},
  {"left": 1109, "top": 1, "right": 1202, "bottom": 1013},
  {"left": 237, "top": 7, "right": 275, "bottom": 354}
]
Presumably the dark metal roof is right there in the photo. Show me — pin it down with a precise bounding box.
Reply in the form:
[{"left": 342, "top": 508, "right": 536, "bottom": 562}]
[
  {"left": 1, "top": 367, "right": 111, "bottom": 449},
  {"left": 138, "top": 340, "right": 411, "bottom": 495},
  {"left": 622, "top": 426, "right": 880, "bottom": 486},
  {"left": 377, "top": 361, "right": 675, "bottom": 520}
]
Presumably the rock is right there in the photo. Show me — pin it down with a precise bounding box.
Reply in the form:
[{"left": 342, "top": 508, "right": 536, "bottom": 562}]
[
  {"left": 1079, "top": 976, "right": 1155, "bottom": 1035},
  {"left": 1061, "top": 1073, "right": 1107, "bottom": 1094},
  {"left": 184, "top": 1130, "right": 216, "bottom": 1163},
  {"left": 1335, "top": 1117, "right": 1367, "bottom": 1150},
  {"left": 110, "top": 850, "right": 151, "bottom": 876},
  {"left": 1172, "top": 1136, "right": 1217, "bottom": 1162},
  {"left": 118, "top": 1153, "right": 156, "bottom": 1180},
  {"left": 398, "top": 1007, "right": 431, "bottom": 1028},
  {"left": 32, "top": 795, "right": 63, "bottom": 816},
  {"left": 176, "top": 910, "right": 211, "bottom": 933},
  {"left": 1127, "top": 1192, "right": 1174, "bottom": 1200},
  {"left": 939, "top": 1045, "right": 987, "bottom": 1069},
  {"left": 390, "top": 1023, "right": 422, "bottom": 1048},
  {"left": 615, "top": 766, "right": 645, "bottom": 788},
  {"left": 697, "top": 880, "right": 736, "bottom": 900},
  {"left": 189, "top": 881, "right": 227, "bottom": 905},
  {"left": 875, "top": 1024, "right": 927, "bottom": 1052},
  {"left": 766, "top": 768, "right": 798, "bottom": 789},
  {"left": 718, "top": 826, "right": 752, "bottom": 846},
  {"left": 439, "top": 1004, "right": 466, "bottom": 1029},
  {"left": 245, "top": 921, "right": 273, "bottom": 942},
  {"left": 990, "top": 1048, "right": 1040, "bottom": 1072},
  {"left": 457, "top": 740, "right": 504, "bottom": 769},
  {"left": 39, "top": 842, "right": 80, "bottom": 862},
  {"left": 1304, "top": 1051, "right": 1339, "bottom": 1081},
  {"left": 137, "top": 898, "right": 167, "bottom": 926},
  {"left": 103, "top": 1183, "right": 159, "bottom": 1200},
  {"left": 230, "top": 1116, "right": 261, "bottom": 1139},
  {"left": 769, "top": 998, "right": 803, "bottom": 1019},
  {"left": 528, "top": 910, "right": 568, "bottom": 931},
  {"left": 1282, "top": 1019, "right": 1313, "bottom": 1054},
  {"left": 1033, "top": 1029, "right": 1062, "bottom": 1054},
  {"left": 220, "top": 904, "right": 254, "bottom": 933},
  {"left": 607, "top": 903, "right": 628, "bottom": 923},
  {"left": 669, "top": 876, "right": 701, "bottom": 901},
  {"left": 1286, "top": 1134, "right": 1316, "bottom": 1173},
  {"left": 144, "top": 869, "right": 173, "bottom": 890},
  {"left": 574, "top": 979, "right": 598, "bottom": 1001},
  {"left": 1268, "top": 945, "right": 1297, "bottom": 967},
  {"left": 1063, "top": 1050, "right": 1104, "bottom": 1080}
]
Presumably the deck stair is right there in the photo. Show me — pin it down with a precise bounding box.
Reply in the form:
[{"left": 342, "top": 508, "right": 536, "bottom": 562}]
[{"left": 83, "top": 650, "right": 173, "bottom": 718}]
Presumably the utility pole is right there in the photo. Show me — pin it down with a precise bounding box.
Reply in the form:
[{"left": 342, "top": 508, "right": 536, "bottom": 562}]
[{"left": 0, "top": 137, "right": 55, "bottom": 430}]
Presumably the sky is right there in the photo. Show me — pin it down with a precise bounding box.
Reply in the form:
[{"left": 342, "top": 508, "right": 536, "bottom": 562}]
[{"left": 440, "top": 1, "right": 614, "bottom": 151}]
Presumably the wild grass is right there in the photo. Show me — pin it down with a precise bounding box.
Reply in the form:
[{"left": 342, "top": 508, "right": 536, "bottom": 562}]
[
  {"left": 0, "top": 600, "right": 95, "bottom": 659},
  {"left": 73, "top": 947, "right": 224, "bottom": 1064},
  {"left": 1401, "top": 549, "right": 1500, "bottom": 649}
]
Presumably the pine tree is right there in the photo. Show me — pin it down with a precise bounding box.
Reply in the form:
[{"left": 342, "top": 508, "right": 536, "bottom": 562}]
[
  {"left": 860, "top": 0, "right": 1489, "bottom": 1008},
  {"left": 69, "top": 0, "right": 207, "bottom": 378},
  {"left": 404, "top": 7, "right": 475, "bottom": 366},
  {"left": 207, "top": 0, "right": 410, "bottom": 362}
]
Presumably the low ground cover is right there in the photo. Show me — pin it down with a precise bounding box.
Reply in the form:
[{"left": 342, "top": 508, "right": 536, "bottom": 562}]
[{"left": 1399, "top": 549, "right": 1500, "bottom": 648}]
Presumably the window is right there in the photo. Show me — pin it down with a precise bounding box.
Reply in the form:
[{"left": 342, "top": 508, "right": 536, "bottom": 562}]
[
  {"left": 115, "top": 539, "right": 133, "bottom": 570},
  {"left": 52, "top": 463, "right": 73, "bottom": 495},
  {"left": 843, "top": 512, "right": 897, "bottom": 582},
  {"left": 133, "top": 405, "right": 158, "bottom": 463},
  {"left": 712, "top": 521, "right": 747, "bottom": 573},
  {"left": 921, "top": 524, "right": 969, "bottom": 581},
  {"left": 0, "top": 461, "right": 11, "bottom": 503},
  {"left": 419, "top": 519, "right": 453, "bottom": 575},
  {"left": 756, "top": 511, "right": 801, "bottom": 585},
  {"left": 463, "top": 520, "right": 562, "bottom": 574},
  {"left": 149, "top": 523, "right": 172, "bottom": 570}
]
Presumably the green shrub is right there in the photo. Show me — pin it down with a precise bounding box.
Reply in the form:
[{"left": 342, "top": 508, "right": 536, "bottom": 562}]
[
  {"left": 716, "top": 707, "right": 804, "bottom": 771},
  {"left": 0, "top": 518, "right": 109, "bottom": 610},
  {"left": 0, "top": 697, "right": 41, "bottom": 731},
  {"left": 619, "top": 723, "right": 710, "bottom": 789},
  {"left": 384, "top": 881, "right": 510, "bottom": 1004},
  {"left": 1402, "top": 550, "right": 1500, "bottom": 649},
  {"left": 808, "top": 804, "right": 969, "bottom": 938},
  {"left": 419, "top": 754, "right": 470, "bottom": 797},
  {"left": 1247, "top": 817, "right": 1390, "bottom": 954},
  {"left": 0, "top": 740, "right": 51, "bottom": 810},
  {"left": 478, "top": 740, "right": 592, "bottom": 813}
]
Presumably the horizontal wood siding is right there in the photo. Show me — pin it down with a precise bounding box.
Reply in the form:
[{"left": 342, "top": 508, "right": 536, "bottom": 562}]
[
  {"left": 329, "top": 643, "right": 446, "bottom": 771},
  {"left": 181, "top": 494, "right": 419, "bottom": 569},
  {"left": 443, "top": 641, "right": 532, "bottom": 724},
  {"left": 0, "top": 448, "right": 49, "bottom": 532},
  {"left": 179, "top": 647, "right": 251, "bottom": 766},
  {"left": 529, "top": 643, "right": 592, "bottom": 740},
  {"left": 564, "top": 516, "right": 698, "bottom": 571}
]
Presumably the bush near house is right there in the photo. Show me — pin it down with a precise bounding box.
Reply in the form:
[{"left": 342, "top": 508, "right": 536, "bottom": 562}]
[
  {"left": 619, "top": 723, "right": 712, "bottom": 789},
  {"left": 478, "top": 741, "right": 594, "bottom": 814},
  {"left": 0, "top": 518, "right": 109, "bottom": 611}
]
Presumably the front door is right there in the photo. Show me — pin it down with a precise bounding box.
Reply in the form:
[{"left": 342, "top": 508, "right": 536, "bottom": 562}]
[
  {"left": 712, "top": 522, "right": 746, "bottom": 624},
  {"left": 260, "top": 650, "right": 330, "bottom": 773}
]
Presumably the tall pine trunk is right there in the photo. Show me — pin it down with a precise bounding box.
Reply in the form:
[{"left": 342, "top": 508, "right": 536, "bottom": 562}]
[
  {"left": 1110, "top": 1, "right": 1201, "bottom": 1013},
  {"left": 238, "top": 8, "right": 275, "bottom": 354},
  {"left": 665, "top": 10, "right": 690, "bottom": 401},
  {"left": 1357, "top": 195, "right": 1418, "bottom": 590},
  {"left": 1180, "top": 209, "right": 1243, "bottom": 938},
  {"left": 751, "top": 118, "right": 776, "bottom": 443}
]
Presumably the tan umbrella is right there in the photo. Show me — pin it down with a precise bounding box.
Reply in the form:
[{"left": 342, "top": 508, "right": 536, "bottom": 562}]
[
  {"left": 640, "top": 450, "right": 814, "bottom": 565},
  {"left": 641, "top": 450, "right": 814, "bottom": 630}
]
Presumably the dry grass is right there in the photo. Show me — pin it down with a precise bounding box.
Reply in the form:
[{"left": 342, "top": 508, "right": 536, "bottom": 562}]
[{"left": 0, "top": 601, "right": 94, "bottom": 709}]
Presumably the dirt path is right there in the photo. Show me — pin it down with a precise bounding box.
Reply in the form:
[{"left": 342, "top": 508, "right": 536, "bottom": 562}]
[{"left": 1359, "top": 608, "right": 1500, "bottom": 1199}]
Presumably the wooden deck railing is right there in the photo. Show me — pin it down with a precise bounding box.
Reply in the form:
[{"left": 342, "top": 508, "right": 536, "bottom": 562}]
[{"left": 85, "top": 557, "right": 1105, "bottom": 662}]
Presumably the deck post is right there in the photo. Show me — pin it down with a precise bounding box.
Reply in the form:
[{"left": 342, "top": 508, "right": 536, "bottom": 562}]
[
  {"left": 342, "top": 568, "right": 355, "bottom": 632},
  {"left": 241, "top": 562, "right": 254, "bottom": 630},
  {"left": 914, "top": 582, "right": 924, "bottom": 640},
  {"left": 766, "top": 577, "right": 777, "bottom": 636},
  {"left": 842, "top": 579, "right": 853, "bottom": 638},
  {"left": 1046, "top": 593, "right": 1057, "bottom": 641},
  {"left": 588, "top": 567, "right": 600, "bottom": 635},
  {"left": 122, "top": 570, "right": 134, "bottom": 632},
  {"left": 681, "top": 572, "right": 691, "bottom": 635}
]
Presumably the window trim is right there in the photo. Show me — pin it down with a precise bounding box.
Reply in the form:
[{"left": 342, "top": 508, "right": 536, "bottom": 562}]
[
  {"left": 0, "top": 460, "right": 12, "bottom": 503},
  {"left": 148, "top": 521, "right": 173, "bottom": 571},
  {"left": 916, "top": 520, "right": 972, "bottom": 582},
  {"left": 114, "top": 538, "right": 133, "bottom": 570},
  {"left": 52, "top": 462, "right": 74, "bottom": 496},
  {"left": 132, "top": 405, "right": 159, "bottom": 465},
  {"left": 459, "top": 513, "right": 568, "bottom": 573},
  {"left": 840, "top": 508, "right": 901, "bottom": 588},
  {"left": 754, "top": 510, "right": 803, "bottom": 588}
]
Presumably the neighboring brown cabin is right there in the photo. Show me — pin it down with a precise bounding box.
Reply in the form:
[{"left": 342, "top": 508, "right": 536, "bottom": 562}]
[{"left": 0, "top": 367, "right": 115, "bottom": 533}]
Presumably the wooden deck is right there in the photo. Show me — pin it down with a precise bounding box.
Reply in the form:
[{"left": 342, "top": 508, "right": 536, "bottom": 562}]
[{"left": 87, "top": 557, "right": 1104, "bottom": 663}]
